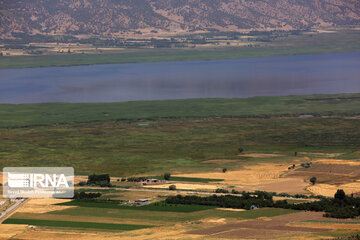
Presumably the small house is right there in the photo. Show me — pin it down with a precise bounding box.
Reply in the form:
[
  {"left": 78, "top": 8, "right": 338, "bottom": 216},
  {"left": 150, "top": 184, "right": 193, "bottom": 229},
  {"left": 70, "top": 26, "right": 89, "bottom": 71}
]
[
  {"left": 139, "top": 179, "right": 165, "bottom": 186},
  {"left": 134, "top": 199, "right": 149, "bottom": 205}
]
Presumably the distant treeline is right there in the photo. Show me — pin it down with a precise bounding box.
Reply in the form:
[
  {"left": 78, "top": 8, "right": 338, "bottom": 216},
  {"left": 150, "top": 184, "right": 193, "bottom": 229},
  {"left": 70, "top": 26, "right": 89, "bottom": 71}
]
[
  {"left": 166, "top": 190, "right": 360, "bottom": 219},
  {"left": 1, "top": 30, "right": 303, "bottom": 47},
  {"left": 216, "top": 189, "right": 327, "bottom": 200}
]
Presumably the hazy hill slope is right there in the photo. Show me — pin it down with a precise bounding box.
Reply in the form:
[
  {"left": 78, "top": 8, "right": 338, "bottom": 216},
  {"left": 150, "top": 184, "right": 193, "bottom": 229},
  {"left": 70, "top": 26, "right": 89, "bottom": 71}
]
[{"left": 1, "top": 0, "right": 359, "bottom": 37}]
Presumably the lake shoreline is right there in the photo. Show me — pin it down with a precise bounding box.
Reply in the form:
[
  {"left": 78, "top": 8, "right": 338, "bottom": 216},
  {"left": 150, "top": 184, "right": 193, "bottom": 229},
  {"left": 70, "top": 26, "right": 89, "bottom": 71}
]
[
  {"left": 1, "top": 52, "right": 359, "bottom": 104},
  {"left": 1, "top": 46, "right": 359, "bottom": 70}
]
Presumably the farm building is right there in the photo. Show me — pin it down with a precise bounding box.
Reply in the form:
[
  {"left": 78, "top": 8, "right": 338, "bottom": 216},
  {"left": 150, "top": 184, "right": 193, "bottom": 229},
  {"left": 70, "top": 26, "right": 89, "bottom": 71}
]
[
  {"left": 250, "top": 205, "right": 259, "bottom": 210},
  {"left": 134, "top": 199, "right": 149, "bottom": 205},
  {"left": 138, "top": 179, "right": 166, "bottom": 186}
]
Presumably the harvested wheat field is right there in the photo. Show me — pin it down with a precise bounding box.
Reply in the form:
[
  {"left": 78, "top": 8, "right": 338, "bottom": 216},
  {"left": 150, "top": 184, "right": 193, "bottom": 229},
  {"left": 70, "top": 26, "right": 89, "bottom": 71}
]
[
  {"left": 143, "top": 183, "right": 220, "bottom": 190},
  {"left": 74, "top": 176, "right": 89, "bottom": 184},
  {"left": 238, "top": 153, "right": 283, "bottom": 158},
  {"left": 288, "top": 221, "right": 360, "bottom": 231},
  {"left": 175, "top": 164, "right": 289, "bottom": 185},
  {"left": 315, "top": 159, "right": 360, "bottom": 166},
  {"left": 107, "top": 224, "right": 204, "bottom": 240},
  {"left": 17, "top": 199, "right": 75, "bottom": 214},
  {"left": 3, "top": 229, "right": 126, "bottom": 240},
  {"left": 7, "top": 222, "right": 209, "bottom": 240},
  {"left": 300, "top": 153, "right": 343, "bottom": 158},
  {"left": 242, "top": 178, "right": 309, "bottom": 194},
  {"left": 286, "top": 162, "right": 360, "bottom": 185},
  {"left": 202, "top": 218, "right": 227, "bottom": 223},
  {"left": 187, "top": 211, "right": 332, "bottom": 239},
  {"left": 0, "top": 224, "right": 28, "bottom": 239},
  {"left": 308, "top": 181, "right": 360, "bottom": 197},
  {"left": 175, "top": 163, "right": 309, "bottom": 195},
  {"left": 217, "top": 208, "right": 246, "bottom": 212}
]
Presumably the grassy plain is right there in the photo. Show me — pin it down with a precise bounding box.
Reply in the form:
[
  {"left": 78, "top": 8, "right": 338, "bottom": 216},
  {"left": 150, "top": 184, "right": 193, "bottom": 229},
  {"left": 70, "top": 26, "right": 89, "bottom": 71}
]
[
  {"left": 0, "top": 94, "right": 359, "bottom": 176},
  {"left": 0, "top": 93, "right": 359, "bottom": 127},
  {"left": 0, "top": 117, "right": 359, "bottom": 176},
  {"left": 0, "top": 30, "right": 359, "bottom": 69}
]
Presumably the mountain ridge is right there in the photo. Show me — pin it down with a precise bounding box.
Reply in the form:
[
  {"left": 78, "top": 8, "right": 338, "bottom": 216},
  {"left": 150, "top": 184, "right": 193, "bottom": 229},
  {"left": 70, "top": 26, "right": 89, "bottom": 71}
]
[{"left": 1, "top": 0, "right": 360, "bottom": 38}]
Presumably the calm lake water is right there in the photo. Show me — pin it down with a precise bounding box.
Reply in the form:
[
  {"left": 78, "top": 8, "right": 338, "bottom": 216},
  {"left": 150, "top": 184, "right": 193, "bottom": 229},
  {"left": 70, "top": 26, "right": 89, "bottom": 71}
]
[{"left": 0, "top": 52, "right": 359, "bottom": 103}]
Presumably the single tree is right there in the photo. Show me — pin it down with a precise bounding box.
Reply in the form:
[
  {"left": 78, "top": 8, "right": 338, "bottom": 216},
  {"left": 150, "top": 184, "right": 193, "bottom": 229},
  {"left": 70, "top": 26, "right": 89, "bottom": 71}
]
[
  {"left": 310, "top": 176, "right": 317, "bottom": 185},
  {"left": 222, "top": 168, "right": 228, "bottom": 173},
  {"left": 238, "top": 147, "right": 244, "bottom": 153},
  {"left": 169, "top": 185, "right": 176, "bottom": 190},
  {"left": 163, "top": 173, "right": 171, "bottom": 180}
]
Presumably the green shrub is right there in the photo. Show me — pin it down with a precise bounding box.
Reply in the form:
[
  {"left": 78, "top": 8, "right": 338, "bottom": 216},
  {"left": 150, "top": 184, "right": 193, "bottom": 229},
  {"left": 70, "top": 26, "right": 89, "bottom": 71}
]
[
  {"left": 78, "top": 181, "right": 87, "bottom": 186},
  {"left": 164, "top": 173, "right": 171, "bottom": 181}
]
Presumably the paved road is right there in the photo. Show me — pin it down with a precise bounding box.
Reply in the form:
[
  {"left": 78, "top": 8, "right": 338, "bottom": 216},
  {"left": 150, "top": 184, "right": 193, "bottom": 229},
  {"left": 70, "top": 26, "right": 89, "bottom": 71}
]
[{"left": 0, "top": 199, "right": 27, "bottom": 224}]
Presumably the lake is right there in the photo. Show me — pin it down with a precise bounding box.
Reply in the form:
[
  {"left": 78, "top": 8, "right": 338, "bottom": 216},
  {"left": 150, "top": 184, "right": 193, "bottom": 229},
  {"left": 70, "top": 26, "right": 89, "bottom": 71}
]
[{"left": 0, "top": 52, "right": 359, "bottom": 103}]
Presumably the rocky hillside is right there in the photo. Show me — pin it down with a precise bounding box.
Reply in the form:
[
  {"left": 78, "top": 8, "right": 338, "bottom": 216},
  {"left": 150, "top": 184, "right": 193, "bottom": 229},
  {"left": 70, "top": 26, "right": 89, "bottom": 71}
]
[{"left": 1, "top": 0, "right": 360, "bottom": 38}]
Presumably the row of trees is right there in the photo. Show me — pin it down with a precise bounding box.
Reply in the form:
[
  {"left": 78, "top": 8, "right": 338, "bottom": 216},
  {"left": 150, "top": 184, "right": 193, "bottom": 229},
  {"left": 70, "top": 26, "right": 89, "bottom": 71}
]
[
  {"left": 218, "top": 189, "right": 326, "bottom": 200},
  {"left": 166, "top": 194, "right": 274, "bottom": 210},
  {"left": 166, "top": 189, "right": 360, "bottom": 219}
]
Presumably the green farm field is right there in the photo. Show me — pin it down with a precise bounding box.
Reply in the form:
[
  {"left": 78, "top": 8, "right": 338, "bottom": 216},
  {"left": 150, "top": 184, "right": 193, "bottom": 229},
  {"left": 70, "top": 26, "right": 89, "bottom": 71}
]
[{"left": 3, "top": 218, "right": 152, "bottom": 231}]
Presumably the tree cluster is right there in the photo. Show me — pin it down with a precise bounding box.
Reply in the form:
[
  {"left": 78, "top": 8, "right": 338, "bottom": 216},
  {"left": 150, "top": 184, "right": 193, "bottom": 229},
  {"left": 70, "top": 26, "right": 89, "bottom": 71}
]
[
  {"left": 166, "top": 193, "right": 274, "bottom": 210},
  {"left": 126, "top": 177, "right": 148, "bottom": 182},
  {"left": 87, "top": 174, "right": 112, "bottom": 187},
  {"left": 73, "top": 191, "right": 102, "bottom": 200}
]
